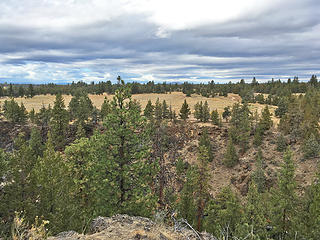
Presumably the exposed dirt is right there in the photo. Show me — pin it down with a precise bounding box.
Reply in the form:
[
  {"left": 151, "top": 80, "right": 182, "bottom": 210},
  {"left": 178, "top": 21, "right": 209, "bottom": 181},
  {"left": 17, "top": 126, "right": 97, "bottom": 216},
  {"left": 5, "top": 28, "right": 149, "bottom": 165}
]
[{"left": 48, "top": 214, "right": 216, "bottom": 240}]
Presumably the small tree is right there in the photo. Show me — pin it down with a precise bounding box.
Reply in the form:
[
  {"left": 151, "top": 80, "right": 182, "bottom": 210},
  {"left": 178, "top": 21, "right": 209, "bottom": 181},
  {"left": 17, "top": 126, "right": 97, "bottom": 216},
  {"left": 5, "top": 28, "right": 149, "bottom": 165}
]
[
  {"left": 222, "top": 106, "right": 231, "bottom": 122},
  {"left": 179, "top": 100, "right": 190, "bottom": 120},
  {"left": 276, "top": 134, "right": 288, "bottom": 152},
  {"left": 194, "top": 101, "right": 203, "bottom": 121},
  {"left": 100, "top": 97, "right": 111, "bottom": 121},
  {"left": 202, "top": 101, "right": 210, "bottom": 122},
  {"left": 143, "top": 100, "right": 154, "bottom": 119},
  {"left": 162, "top": 100, "right": 170, "bottom": 119},
  {"left": 302, "top": 133, "right": 320, "bottom": 159},
  {"left": 251, "top": 149, "right": 266, "bottom": 193},
  {"left": 224, "top": 137, "right": 238, "bottom": 167},
  {"left": 259, "top": 105, "right": 273, "bottom": 131},
  {"left": 154, "top": 98, "right": 163, "bottom": 121},
  {"left": 211, "top": 109, "right": 219, "bottom": 125}
]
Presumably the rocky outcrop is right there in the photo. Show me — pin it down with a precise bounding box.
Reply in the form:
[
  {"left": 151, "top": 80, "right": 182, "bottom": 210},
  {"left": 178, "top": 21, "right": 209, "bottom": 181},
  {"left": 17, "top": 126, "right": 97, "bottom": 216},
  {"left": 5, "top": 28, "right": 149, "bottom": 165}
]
[{"left": 49, "top": 214, "right": 216, "bottom": 240}]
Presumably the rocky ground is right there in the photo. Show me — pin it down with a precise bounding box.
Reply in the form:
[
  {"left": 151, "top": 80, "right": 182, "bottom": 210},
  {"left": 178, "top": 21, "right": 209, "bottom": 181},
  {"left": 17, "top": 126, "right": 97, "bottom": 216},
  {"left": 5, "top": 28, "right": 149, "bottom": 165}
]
[{"left": 49, "top": 214, "right": 215, "bottom": 240}]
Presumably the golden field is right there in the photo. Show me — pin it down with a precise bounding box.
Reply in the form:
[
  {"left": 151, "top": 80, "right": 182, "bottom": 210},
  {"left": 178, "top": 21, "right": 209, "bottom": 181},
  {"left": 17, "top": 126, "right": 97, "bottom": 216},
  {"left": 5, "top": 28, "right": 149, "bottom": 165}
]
[{"left": 0, "top": 92, "right": 278, "bottom": 122}]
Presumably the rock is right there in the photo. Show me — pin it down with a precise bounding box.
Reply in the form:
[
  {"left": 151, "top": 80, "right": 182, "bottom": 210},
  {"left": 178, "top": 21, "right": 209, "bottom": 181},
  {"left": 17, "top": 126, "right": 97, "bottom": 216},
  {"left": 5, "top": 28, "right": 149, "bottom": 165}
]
[{"left": 90, "top": 216, "right": 109, "bottom": 233}]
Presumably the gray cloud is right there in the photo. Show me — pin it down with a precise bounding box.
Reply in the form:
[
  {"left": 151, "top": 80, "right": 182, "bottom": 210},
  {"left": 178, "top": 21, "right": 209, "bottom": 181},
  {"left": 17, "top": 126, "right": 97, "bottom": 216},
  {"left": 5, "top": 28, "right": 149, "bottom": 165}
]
[{"left": 0, "top": 0, "right": 319, "bottom": 83}]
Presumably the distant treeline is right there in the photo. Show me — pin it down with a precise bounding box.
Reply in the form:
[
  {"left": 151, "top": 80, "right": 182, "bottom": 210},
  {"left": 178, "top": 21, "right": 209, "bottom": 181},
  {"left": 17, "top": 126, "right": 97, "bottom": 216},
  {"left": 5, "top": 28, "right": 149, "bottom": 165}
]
[{"left": 0, "top": 75, "right": 318, "bottom": 98}]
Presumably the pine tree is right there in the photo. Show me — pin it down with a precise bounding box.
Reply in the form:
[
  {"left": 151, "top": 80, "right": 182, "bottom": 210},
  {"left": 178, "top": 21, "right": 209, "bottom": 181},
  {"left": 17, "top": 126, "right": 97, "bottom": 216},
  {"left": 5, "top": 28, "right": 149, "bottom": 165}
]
[
  {"left": 100, "top": 97, "right": 111, "bottom": 121},
  {"left": 204, "top": 186, "right": 242, "bottom": 238},
  {"left": 211, "top": 109, "right": 219, "bottom": 125},
  {"left": 195, "top": 145, "right": 211, "bottom": 231},
  {"left": 222, "top": 106, "right": 231, "bottom": 122},
  {"left": 29, "top": 127, "right": 44, "bottom": 158},
  {"left": 32, "top": 132, "right": 73, "bottom": 233},
  {"left": 270, "top": 148, "right": 297, "bottom": 240},
  {"left": 162, "top": 100, "right": 170, "bottom": 119},
  {"left": 179, "top": 100, "right": 190, "bottom": 120},
  {"left": 259, "top": 105, "right": 273, "bottom": 131},
  {"left": 276, "top": 134, "right": 288, "bottom": 152},
  {"left": 194, "top": 101, "right": 203, "bottom": 121},
  {"left": 49, "top": 94, "right": 69, "bottom": 150},
  {"left": 242, "top": 182, "right": 268, "bottom": 238},
  {"left": 199, "top": 128, "right": 213, "bottom": 162},
  {"left": 302, "top": 133, "right": 320, "bottom": 159},
  {"left": 224, "top": 137, "right": 238, "bottom": 168},
  {"left": 251, "top": 149, "right": 266, "bottom": 193},
  {"left": 29, "top": 108, "right": 36, "bottom": 123},
  {"left": 102, "top": 77, "right": 157, "bottom": 216},
  {"left": 154, "top": 98, "right": 162, "bottom": 121},
  {"left": 28, "top": 84, "right": 34, "bottom": 98},
  {"left": 143, "top": 100, "right": 154, "bottom": 119},
  {"left": 202, "top": 101, "right": 210, "bottom": 123},
  {"left": 178, "top": 166, "right": 197, "bottom": 225}
]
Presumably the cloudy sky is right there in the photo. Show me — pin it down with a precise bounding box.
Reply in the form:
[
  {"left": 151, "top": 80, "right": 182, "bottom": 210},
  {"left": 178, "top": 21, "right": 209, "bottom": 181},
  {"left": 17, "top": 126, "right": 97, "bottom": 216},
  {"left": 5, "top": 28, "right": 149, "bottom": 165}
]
[{"left": 0, "top": 0, "right": 319, "bottom": 84}]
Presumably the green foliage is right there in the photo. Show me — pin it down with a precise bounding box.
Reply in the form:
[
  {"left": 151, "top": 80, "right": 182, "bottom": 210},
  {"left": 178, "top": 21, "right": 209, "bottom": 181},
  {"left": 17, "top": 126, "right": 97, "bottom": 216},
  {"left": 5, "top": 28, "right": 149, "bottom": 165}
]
[
  {"left": 230, "top": 103, "right": 251, "bottom": 153},
  {"left": 102, "top": 77, "right": 157, "bottom": 216},
  {"left": 143, "top": 99, "right": 154, "bottom": 119},
  {"left": 162, "top": 100, "right": 170, "bottom": 119},
  {"left": 3, "top": 99, "right": 28, "bottom": 124},
  {"left": 302, "top": 133, "right": 320, "bottom": 159},
  {"left": 100, "top": 97, "right": 111, "bottom": 121},
  {"left": 32, "top": 132, "right": 73, "bottom": 233},
  {"left": 29, "top": 127, "right": 44, "bottom": 157},
  {"left": 224, "top": 137, "right": 238, "bottom": 168},
  {"left": 49, "top": 94, "right": 69, "bottom": 150},
  {"left": 222, "top": 106, "right": 231, "bottom": 122},
  {"left": 35, "top": 105, "right": 51, "bottom": 128},
  {"left": 194, "top": 101, "right": 210, "bottom": 122},
  {"left": 270, "top": 148, "right": 297, "bottom": 239},
  {"left": 154, "top": 98, "right": 162, "bottom": 121},
  {"left": 179, "top": 99, "right": 190, "bottom": 120},
  {"left": 204, "top": 186, "right": 242, "bottom": 238},
  {"left": 276, "top": 134, "right": 288, "bottom": 152},
  {"left": 194, "top": 101, "right": 203, "bottom": 121},
  {"left": 210, "top": 109, "right": 219, "bottom": 125},
  {"left": 68, "top": 92, "right": 94, "bottom": 125},
  {"left": 199, "top": 128, "right": 213, "bottom": 162},
  {"left": 259, "top": 105, "right": 273, "bottom": 131},
  {"left": 251, "top": 149, "right": 266, "bottom": 193}
]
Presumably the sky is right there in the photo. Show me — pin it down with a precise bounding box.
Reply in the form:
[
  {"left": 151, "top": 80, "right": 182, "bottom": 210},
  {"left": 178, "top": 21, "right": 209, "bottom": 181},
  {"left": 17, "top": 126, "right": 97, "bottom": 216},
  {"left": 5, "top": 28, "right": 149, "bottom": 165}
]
[{"left": 0, "top": 0, "right": 319, "bottom": 84}]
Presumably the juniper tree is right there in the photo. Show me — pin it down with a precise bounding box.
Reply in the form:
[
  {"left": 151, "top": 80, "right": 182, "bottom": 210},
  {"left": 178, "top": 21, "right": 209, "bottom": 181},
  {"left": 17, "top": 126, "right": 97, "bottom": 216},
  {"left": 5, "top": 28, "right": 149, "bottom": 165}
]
[
  {"left": 179, "top": 99, "right": 190, "bottom": 120},
  {"left": 302, "top": 133, "right": 320, "bottom": 159},
  {"left": 222, "top": 106, "right": 231, "bottom": 122}
]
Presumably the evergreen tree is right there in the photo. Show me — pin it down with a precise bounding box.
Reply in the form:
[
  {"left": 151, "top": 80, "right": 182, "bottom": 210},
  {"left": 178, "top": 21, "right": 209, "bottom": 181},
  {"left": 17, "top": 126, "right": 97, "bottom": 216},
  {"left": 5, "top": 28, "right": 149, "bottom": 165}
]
[
  {"left": 28, "top": 84, "right": 34, "bottom": 98},
  {"left": 168, "top": 105, "right": 177, "bottom": 122},
  {"left": 179, "top": 100, "right": 190, "bottom": 120},
  {"left": 199, "top": 128, "right": 213, "bottom": 162},
  {"left": 100, "top": 97, "right": 111, "bottom": 121},
  {"left": 195, "top": 145, "right": 211, "bottom": 231},
  {"left": 259, "top": 105, "right": 273, "bottom": 131},
  {"left": 154, "top": 98, "right": 162, "bottom": 121},
  {"left": 202, "top": 101, "right": 210, "bottom": 122},
  {"left": 251, "top": 149, "right": 266, "bottom": 193},
  {"left": 143, "top": 100, "right": 154, "bottom": 119},
  {"left": 178, "top": 166, "right": 197, "bottom": 225},
  {"left": 3, "top": 99, "right": 27, "bottom": 124},
  {"left": 32, "top": 132, "right": 73, "bottom": 233},
  {"left": 35, "top": 105, "right": 51, "bottom": 129},
  {"left": 102, "top": 77, "right": 157, "bottom": 216},
  {"left": 49, "top": 94, "right": 69, "bottom": 150},
  {"left": 211, "top": 109, "right": 219, "bottom": 125},
  {"left": 270, "top": 148, "right": 297, "bottom": 239},
  {"left": 204, "top": 186, "right": 242, "bottom": 238},
  {"left": 162, "top": 100, "right": 170, "bottom": 119},
  {"left": 222, "top": 106, "right": 231, "bottom": 122},
  {"left": 302, "top": 133, "right": 320, "bottom": 159},
  {"left": 194, "top": 101, "right": 203, "bottom": 121},
  {"left": 276, "top": 134, "right": 288, "bottom": 152},
  {"left": 29, "top": 127, "right": 44, "bottom": 158},
  {"left": 29, "top": 108, "right": 36, "bottom": 123},
  {"left": 224, "top": 137, "right": 238, "bottom": 168}
]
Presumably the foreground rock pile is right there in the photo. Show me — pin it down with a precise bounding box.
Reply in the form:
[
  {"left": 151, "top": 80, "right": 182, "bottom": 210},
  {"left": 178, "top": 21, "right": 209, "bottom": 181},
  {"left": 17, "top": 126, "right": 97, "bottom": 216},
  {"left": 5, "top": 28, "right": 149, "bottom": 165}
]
[{"left": 49, "top": 214, "right": 215, "bottom": 240}]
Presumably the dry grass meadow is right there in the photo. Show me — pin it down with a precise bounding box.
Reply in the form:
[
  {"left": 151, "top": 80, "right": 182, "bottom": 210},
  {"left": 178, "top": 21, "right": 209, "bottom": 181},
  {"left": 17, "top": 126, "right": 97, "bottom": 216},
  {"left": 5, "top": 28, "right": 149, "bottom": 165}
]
[{"left": 0, "top": 92, "right": 278, "bottom": 122}]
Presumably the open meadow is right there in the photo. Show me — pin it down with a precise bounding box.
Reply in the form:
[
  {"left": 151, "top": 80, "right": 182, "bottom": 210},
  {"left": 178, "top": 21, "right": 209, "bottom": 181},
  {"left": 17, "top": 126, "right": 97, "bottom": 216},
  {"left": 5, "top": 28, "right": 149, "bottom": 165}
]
[{"left": 0, "top": 92, "right": 278, "bottom": 122}]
